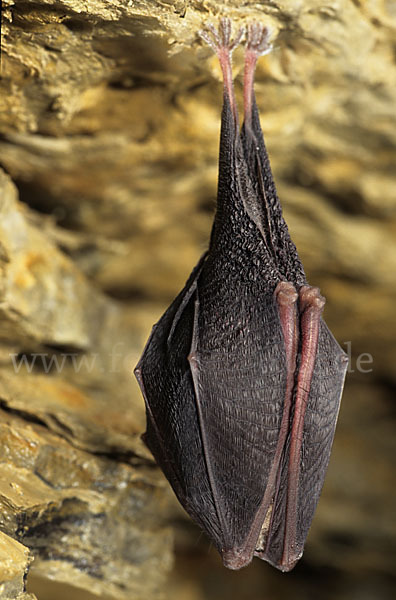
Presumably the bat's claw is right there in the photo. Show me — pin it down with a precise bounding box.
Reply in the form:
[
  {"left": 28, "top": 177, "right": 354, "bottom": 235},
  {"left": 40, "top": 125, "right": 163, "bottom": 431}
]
[
  {"left": 199, "top": 17, "right": 244, "bottom": 54},
  {"left": 245, "top": 22, "right": 273, "bottom": 57}
]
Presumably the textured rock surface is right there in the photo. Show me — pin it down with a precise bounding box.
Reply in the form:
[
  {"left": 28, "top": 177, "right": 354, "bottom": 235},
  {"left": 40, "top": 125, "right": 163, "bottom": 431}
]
[
  {"left": 0, "top": 172, "right": 172, "bottom": 599},
  {"left": 0, "top": 409, "right": 172, "bottom": 600},
  {"left": 0, "top": 531, "right": 36, "bottom": 600},
  {"left": 0, "top": 0, "right": 395, "bottom": 599}
]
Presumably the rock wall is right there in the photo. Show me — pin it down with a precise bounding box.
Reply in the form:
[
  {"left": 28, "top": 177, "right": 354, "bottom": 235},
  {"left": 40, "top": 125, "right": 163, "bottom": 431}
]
[{"left": 0, "top": 1, "right": 395, "bottom": 599}]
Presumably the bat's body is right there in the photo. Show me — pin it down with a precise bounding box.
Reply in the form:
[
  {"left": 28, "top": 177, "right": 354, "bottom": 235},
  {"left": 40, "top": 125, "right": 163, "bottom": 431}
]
[{"left": 135, "top": 20, "right": 348, "bottom": 571}]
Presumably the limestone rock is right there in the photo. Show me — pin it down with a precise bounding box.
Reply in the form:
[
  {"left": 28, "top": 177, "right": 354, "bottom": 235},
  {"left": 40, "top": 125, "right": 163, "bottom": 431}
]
[
  {"left": 0, "top": 531, "right": 35, "bottom": 600},
  {"left": 0, "top": 409, "right": 173, "bottom": 600},
  {"left": 0, "top": 171, "right": 171, "bottom": 597}
]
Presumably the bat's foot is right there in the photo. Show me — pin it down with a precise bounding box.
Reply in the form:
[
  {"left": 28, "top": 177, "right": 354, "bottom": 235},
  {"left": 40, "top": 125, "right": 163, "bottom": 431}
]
[
  {"left": 243, "top": 23, "right": 272, "bottom": 127},
  {"left": 245, "top": 22, "right": 273, "bottom": 57},
  {"left": 199, "top": 18, "right": 244, "bottom": 127},
  {"left": 198, "top": 17, "right": 244, "bottom": 55},
  {"left": 243, "top": 23, "right": 273, "bottom": 127}
]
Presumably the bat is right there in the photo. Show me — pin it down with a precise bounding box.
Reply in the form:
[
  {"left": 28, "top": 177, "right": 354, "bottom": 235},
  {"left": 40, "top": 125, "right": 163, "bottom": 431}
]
[{"left": 134, "top": 18, "right": 348, "bottom": 572}]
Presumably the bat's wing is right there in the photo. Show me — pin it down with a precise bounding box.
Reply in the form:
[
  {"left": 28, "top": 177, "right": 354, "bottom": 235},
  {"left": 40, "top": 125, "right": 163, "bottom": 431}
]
[
  {"left": 136, "top": 254, "right": 293, "bottom": 567},
  {"left": 257, "top": 319, "right": 348, "bottom": 569},
  {"left": 135, "top": 251, "right": 236, "bottom": 543},
  {"left": 134, "top": 253, "right": 206, "bottom": 495},
  {"left": 187, "top": 285, "right": 291, "bottom": 569}
]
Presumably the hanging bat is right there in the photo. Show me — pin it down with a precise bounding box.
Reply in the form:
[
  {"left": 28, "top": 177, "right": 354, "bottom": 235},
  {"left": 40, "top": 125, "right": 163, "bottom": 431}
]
[{"left": 134, "top": 18, "right": 348, "bottom": 572}]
